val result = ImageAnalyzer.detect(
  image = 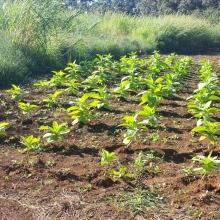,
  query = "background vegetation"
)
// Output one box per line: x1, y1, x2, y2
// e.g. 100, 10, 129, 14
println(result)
0, 0, 220, 85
